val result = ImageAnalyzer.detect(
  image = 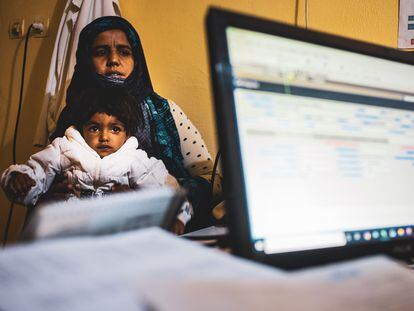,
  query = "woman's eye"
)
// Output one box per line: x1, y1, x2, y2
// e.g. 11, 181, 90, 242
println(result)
93, 49, 107, 57
119, 49, 132, 56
